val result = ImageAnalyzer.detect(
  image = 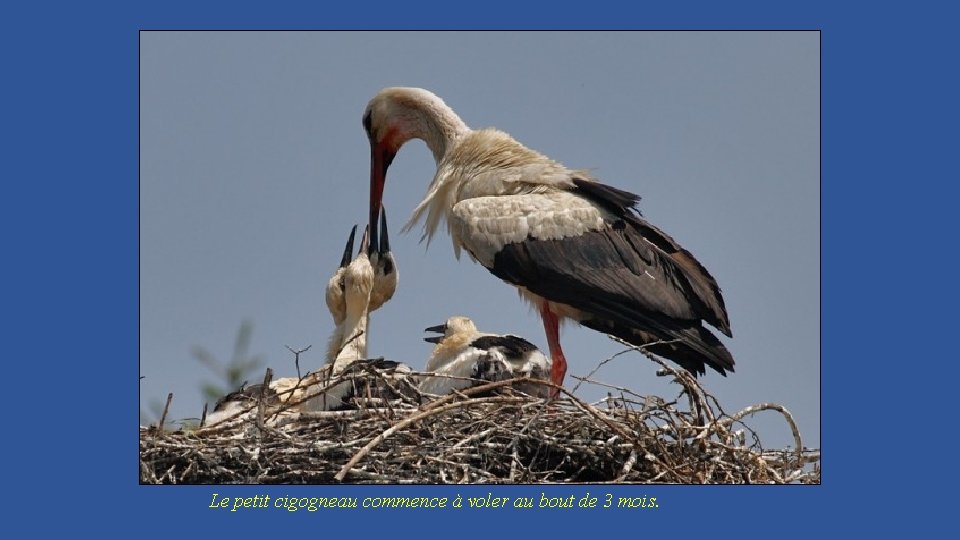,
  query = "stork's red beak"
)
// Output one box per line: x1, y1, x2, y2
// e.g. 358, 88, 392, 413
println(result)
369, 143, 396, 253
